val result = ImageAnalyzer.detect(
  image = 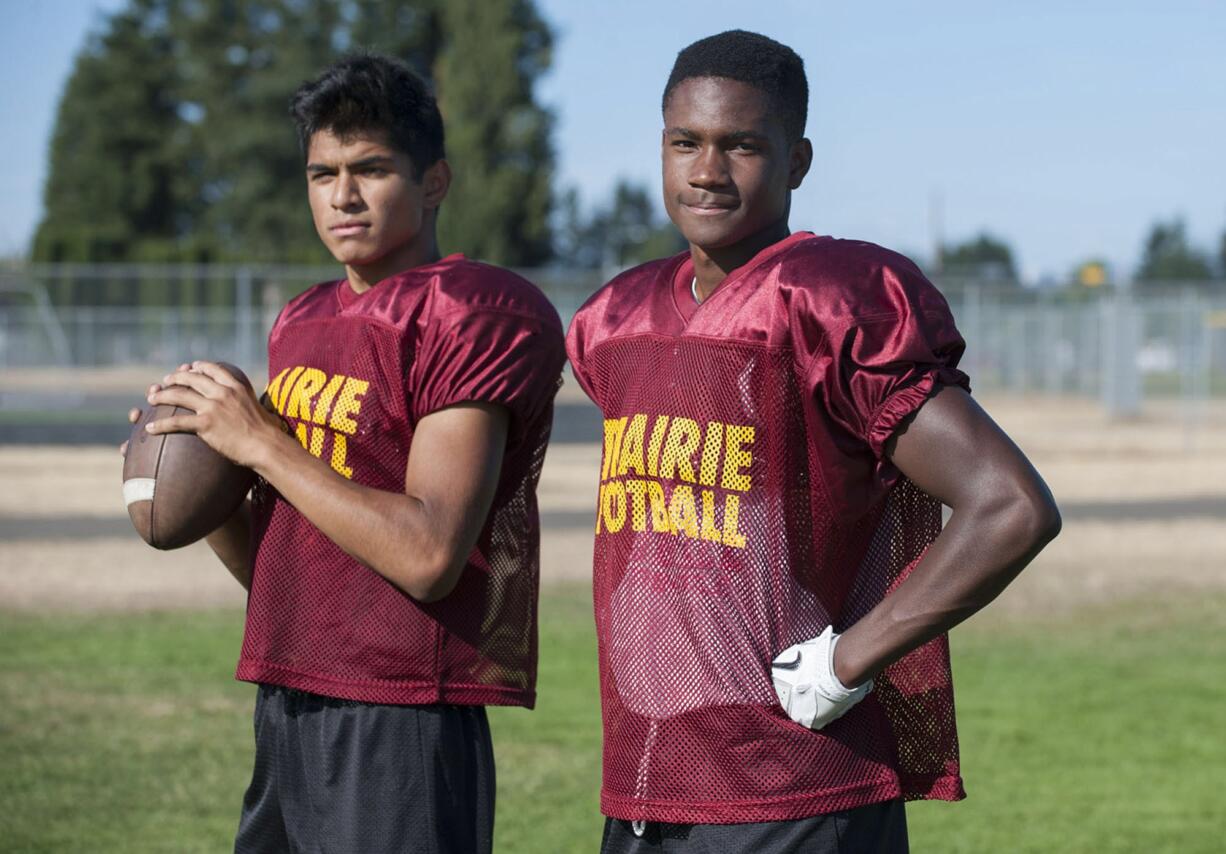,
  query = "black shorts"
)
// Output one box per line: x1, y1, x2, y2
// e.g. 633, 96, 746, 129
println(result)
600, 799, 908, 854
234, 684, 495, 854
